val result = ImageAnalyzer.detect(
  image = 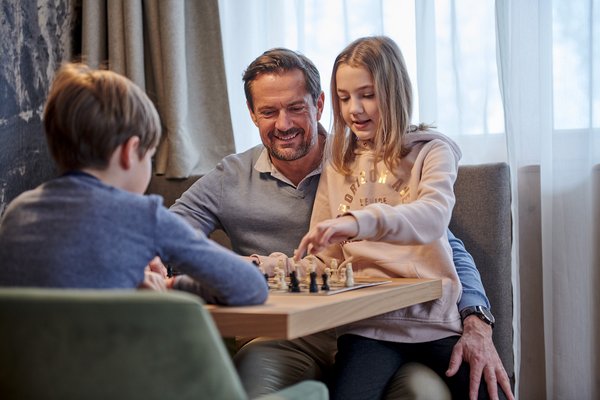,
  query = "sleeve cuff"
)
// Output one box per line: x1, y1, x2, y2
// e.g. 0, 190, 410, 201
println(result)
458, 290, 491, 311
